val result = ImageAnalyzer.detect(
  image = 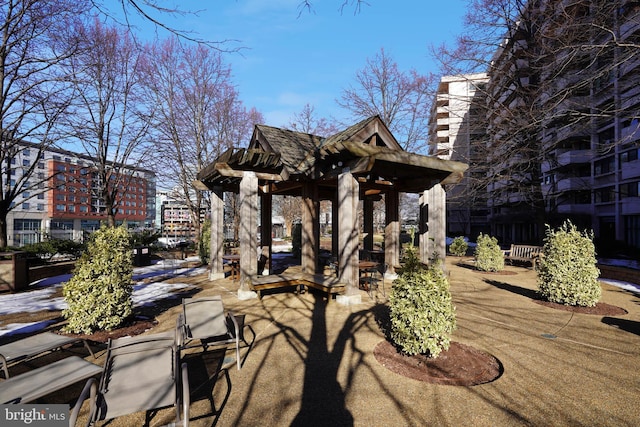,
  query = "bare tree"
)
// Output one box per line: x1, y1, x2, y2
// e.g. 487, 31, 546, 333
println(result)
338, 48, 436, 154
0, 0, 90, 248
288, 103, 340, 137
143, 37, 262, 243
64, 18, 151, 228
